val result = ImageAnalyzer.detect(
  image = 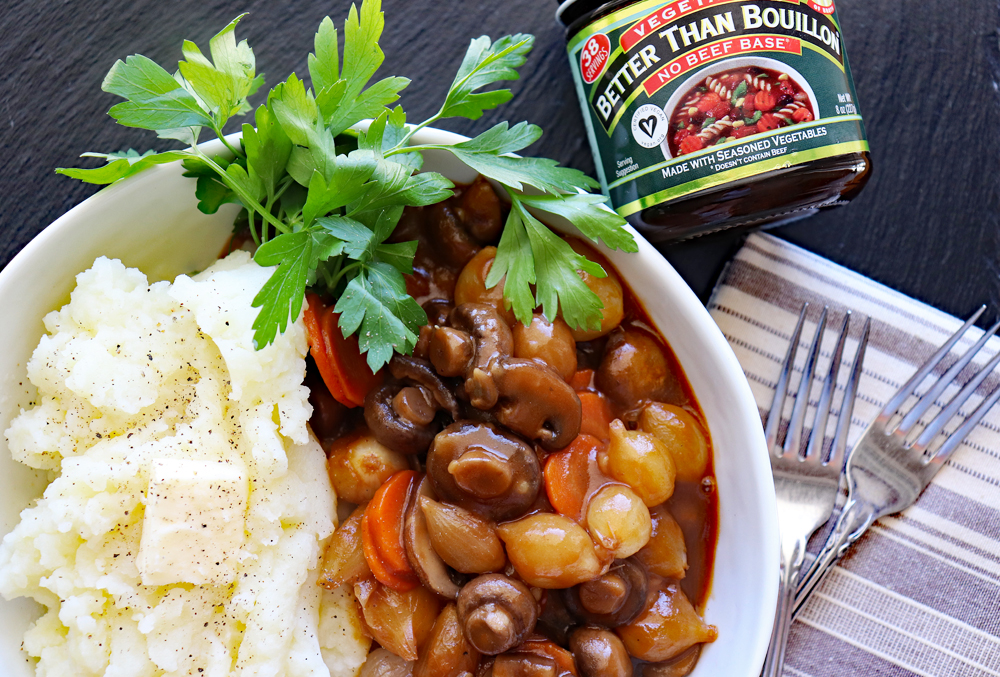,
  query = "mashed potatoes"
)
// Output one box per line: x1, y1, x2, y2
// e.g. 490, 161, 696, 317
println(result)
0, 253, 370, 677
